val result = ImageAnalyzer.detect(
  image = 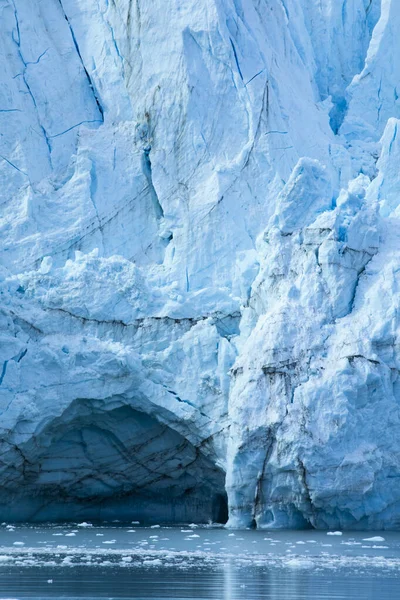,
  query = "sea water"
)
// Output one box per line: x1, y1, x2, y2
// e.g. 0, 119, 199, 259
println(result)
0, 524, 399, 599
